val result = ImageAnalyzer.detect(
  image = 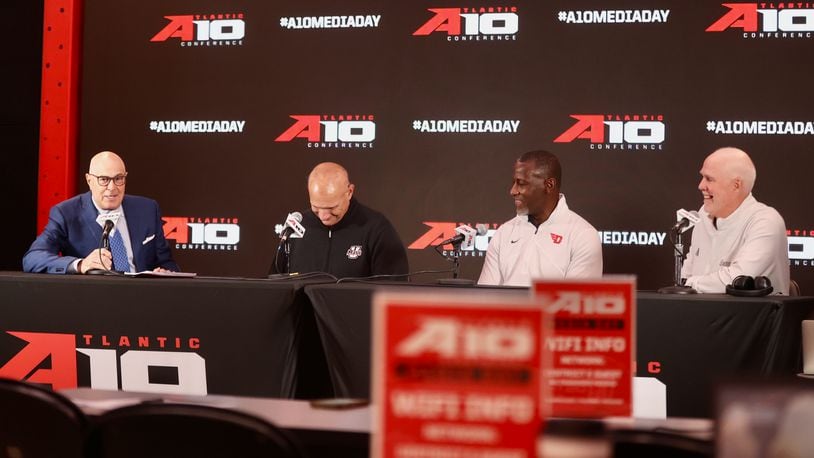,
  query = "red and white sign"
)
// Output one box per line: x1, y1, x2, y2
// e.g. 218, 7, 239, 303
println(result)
163, 216, 240, 251
533, 277, 635, 418
0, 331, 207, 395
413, 7, 519, 39
372, 292, 545, 458
706, 3, 814, 34
150, 14, 245, 46
275, 114, 376, 146
554, 114, 665, 148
